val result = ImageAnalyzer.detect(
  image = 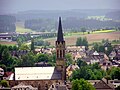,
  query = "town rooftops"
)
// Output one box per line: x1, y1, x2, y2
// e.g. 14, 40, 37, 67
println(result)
13, 67, 61, 80
12, 82, 38, 90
